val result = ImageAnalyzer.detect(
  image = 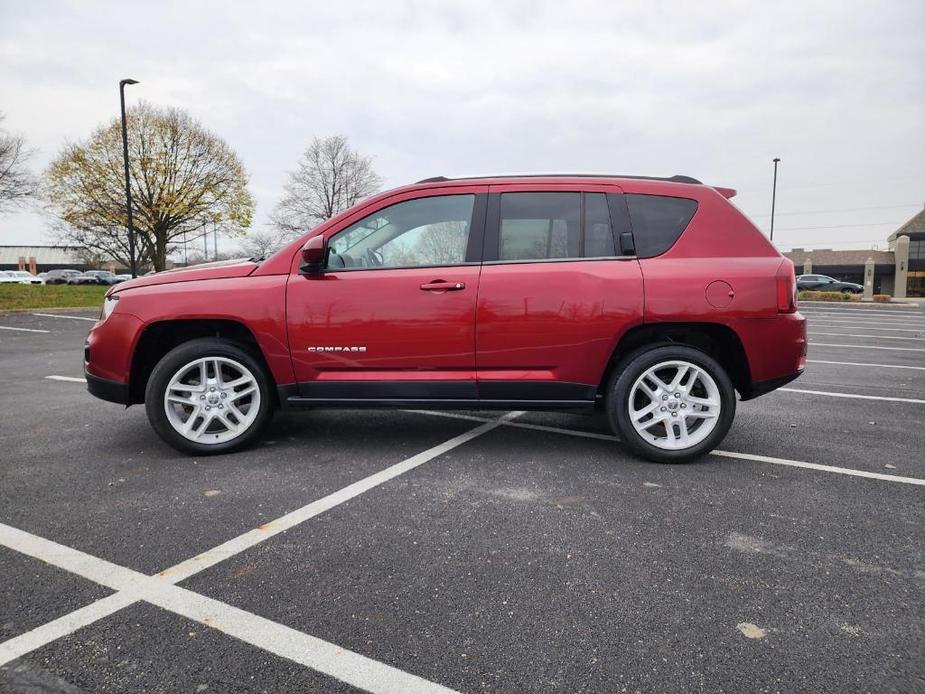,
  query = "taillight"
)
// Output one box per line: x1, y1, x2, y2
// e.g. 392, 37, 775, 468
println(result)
776, 259, 797, 313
